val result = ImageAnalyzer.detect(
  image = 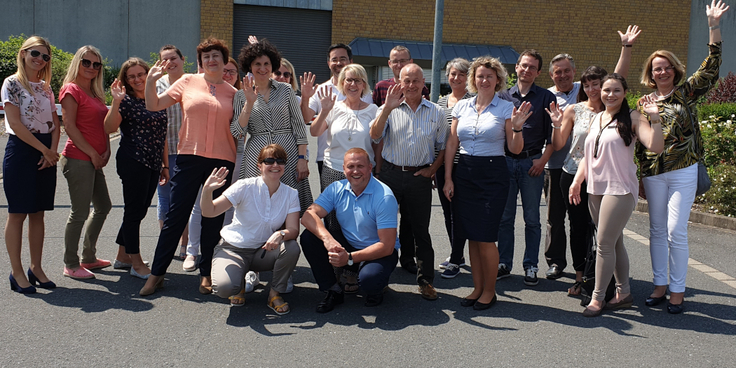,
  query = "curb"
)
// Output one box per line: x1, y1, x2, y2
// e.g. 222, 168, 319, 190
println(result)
636, 200, 736, 231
